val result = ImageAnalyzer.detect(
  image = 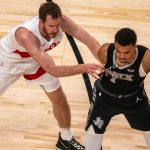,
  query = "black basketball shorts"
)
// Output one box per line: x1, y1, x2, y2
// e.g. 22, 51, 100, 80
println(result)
85, 80, 150, 134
